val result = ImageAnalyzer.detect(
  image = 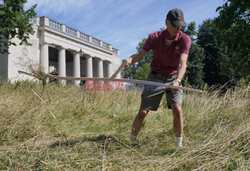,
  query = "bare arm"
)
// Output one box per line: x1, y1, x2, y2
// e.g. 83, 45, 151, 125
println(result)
124, 49, 148, 68
172, 53, 188, 92
176, 53, 188, 81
